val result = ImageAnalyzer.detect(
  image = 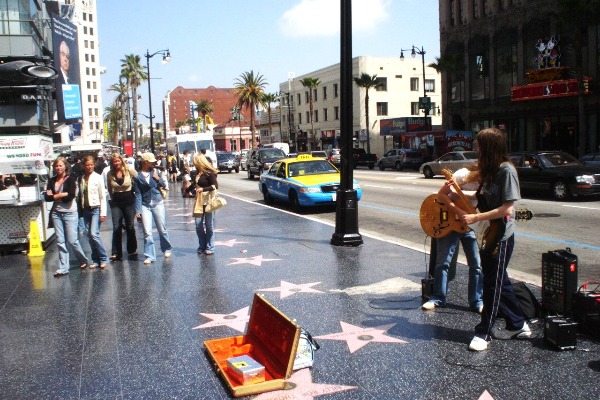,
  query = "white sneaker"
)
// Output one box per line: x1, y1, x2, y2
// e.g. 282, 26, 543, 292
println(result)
164, 251, 172, 258
421, 300, 437, 310
477, 305, 484, 314
468, 336, 489, 351
143, 258, 152, 265
492, 322, 532, 340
